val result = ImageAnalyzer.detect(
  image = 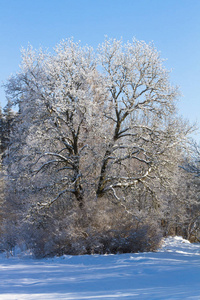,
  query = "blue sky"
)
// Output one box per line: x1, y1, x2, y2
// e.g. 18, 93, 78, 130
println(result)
0, 0, 200, 140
